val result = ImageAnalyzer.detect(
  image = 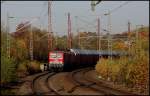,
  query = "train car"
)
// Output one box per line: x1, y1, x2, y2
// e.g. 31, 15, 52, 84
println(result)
48, 49, 127, 72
